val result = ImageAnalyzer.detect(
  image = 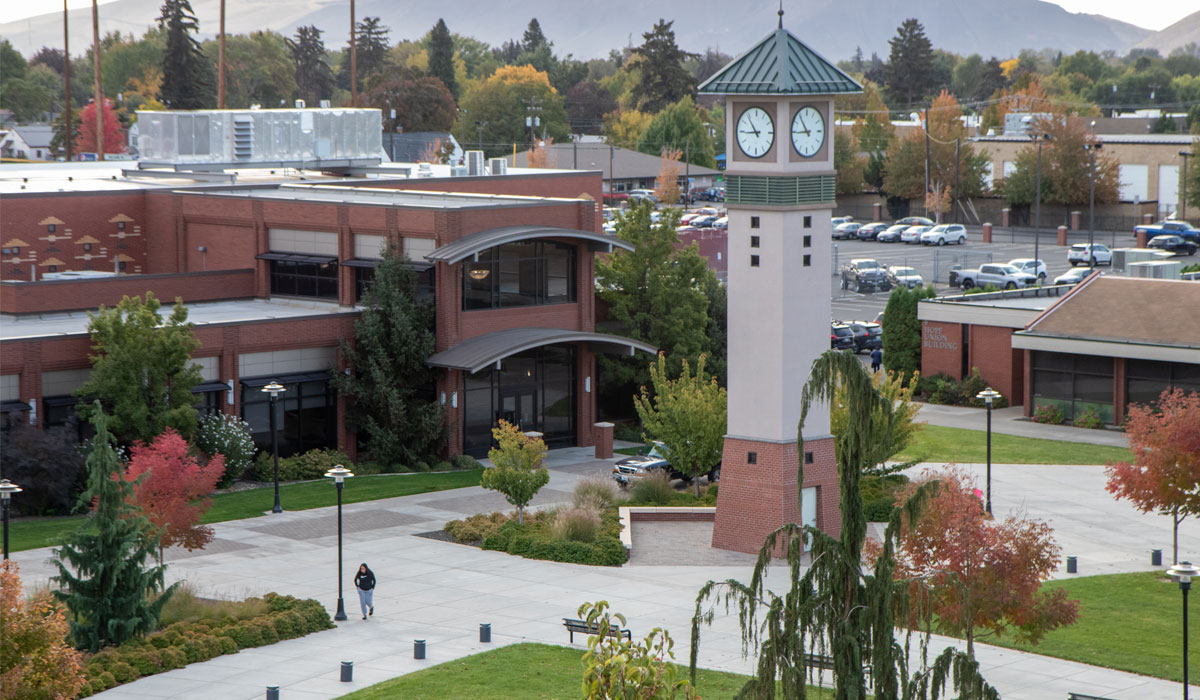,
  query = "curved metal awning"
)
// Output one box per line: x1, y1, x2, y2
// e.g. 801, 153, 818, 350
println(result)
427, 327, 657, 373
425, 226, 633, 265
